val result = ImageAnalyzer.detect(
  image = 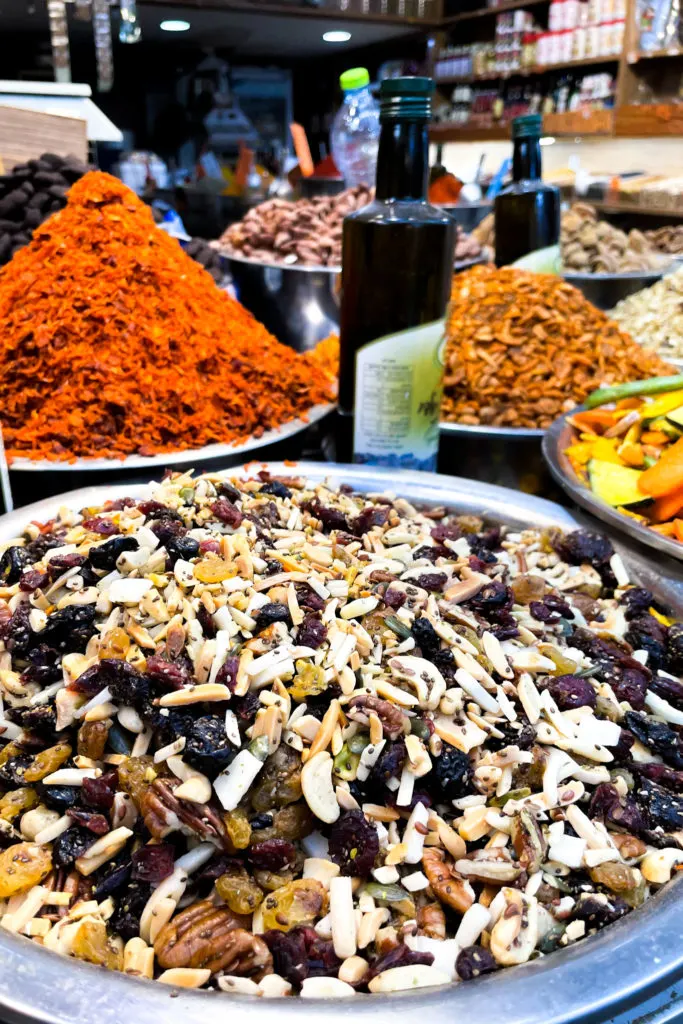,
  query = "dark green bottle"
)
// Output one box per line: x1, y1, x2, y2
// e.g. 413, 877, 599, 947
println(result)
337, 76, 456, 470
494, 113, 560, 267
